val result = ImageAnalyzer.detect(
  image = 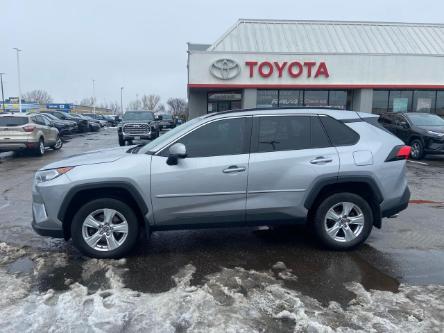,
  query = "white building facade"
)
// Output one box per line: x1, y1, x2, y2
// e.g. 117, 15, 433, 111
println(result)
187, 19, 444, 118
